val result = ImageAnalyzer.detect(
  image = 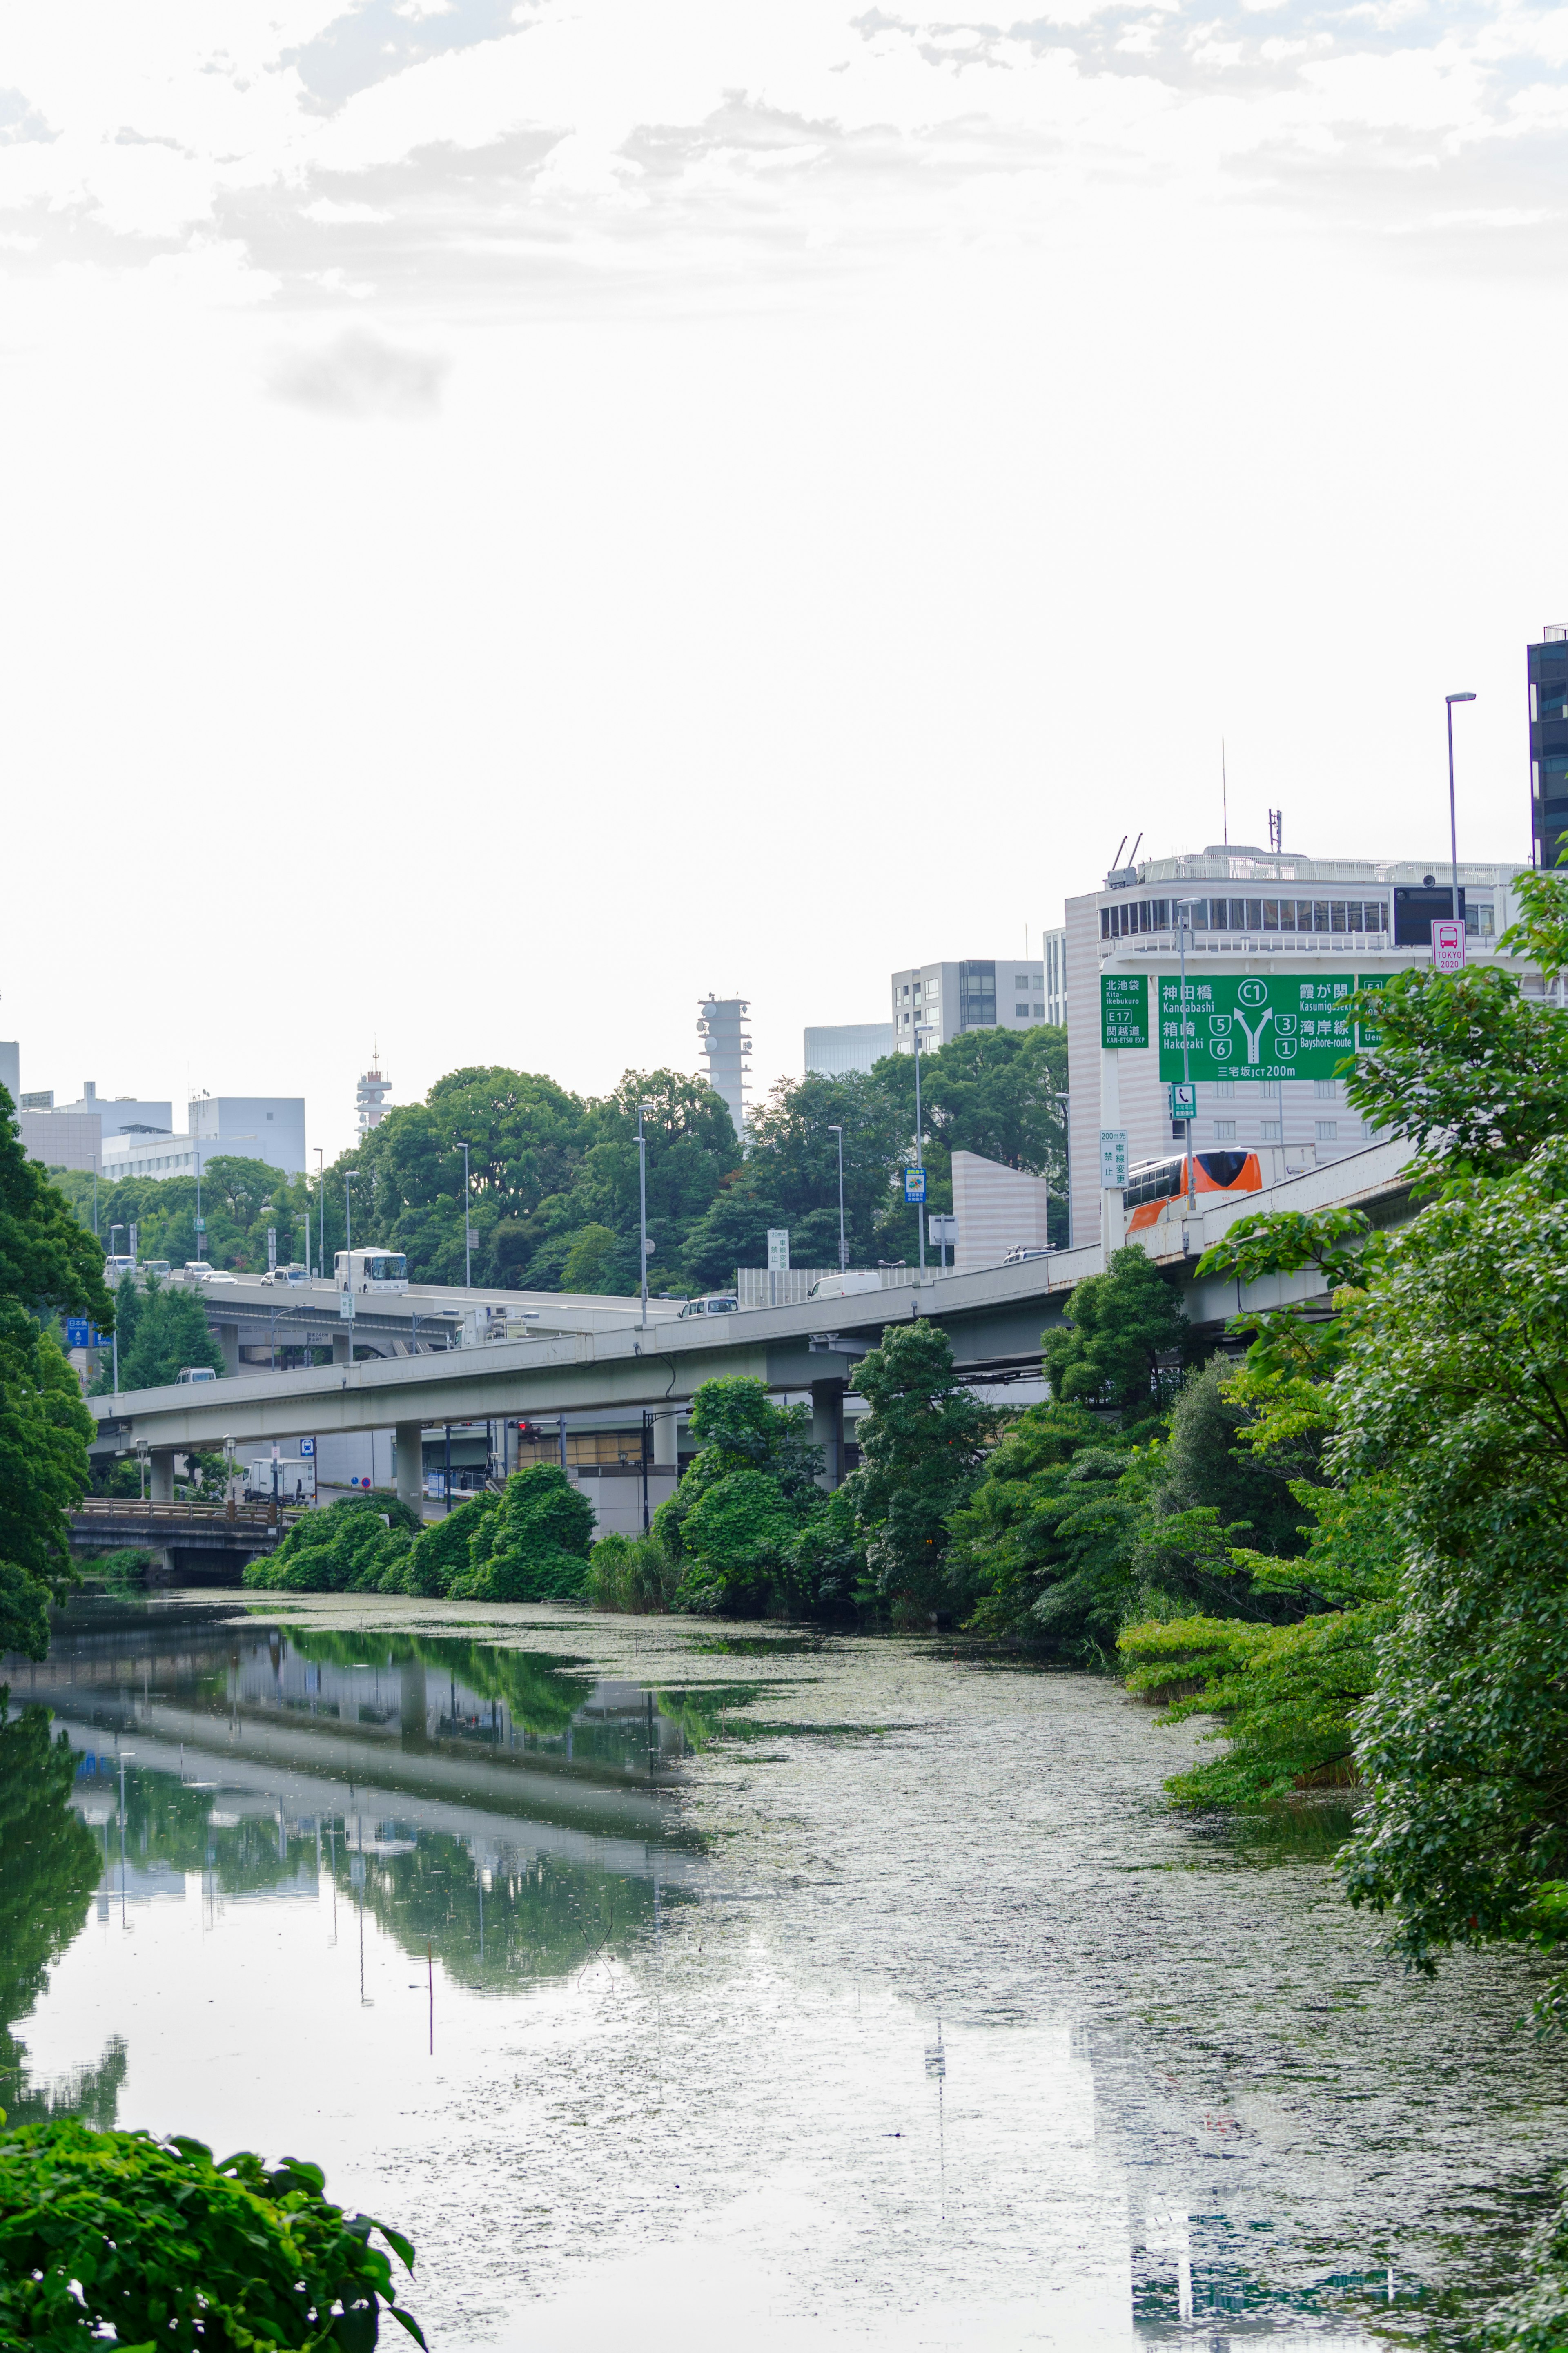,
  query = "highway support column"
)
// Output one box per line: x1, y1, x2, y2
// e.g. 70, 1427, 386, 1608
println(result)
395, 1422, 423, 1520
811, 1379, 845, 1491
149, 1449, 176, 1503
218, 1323, 239, 1376
653, 1409, 679, 1472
